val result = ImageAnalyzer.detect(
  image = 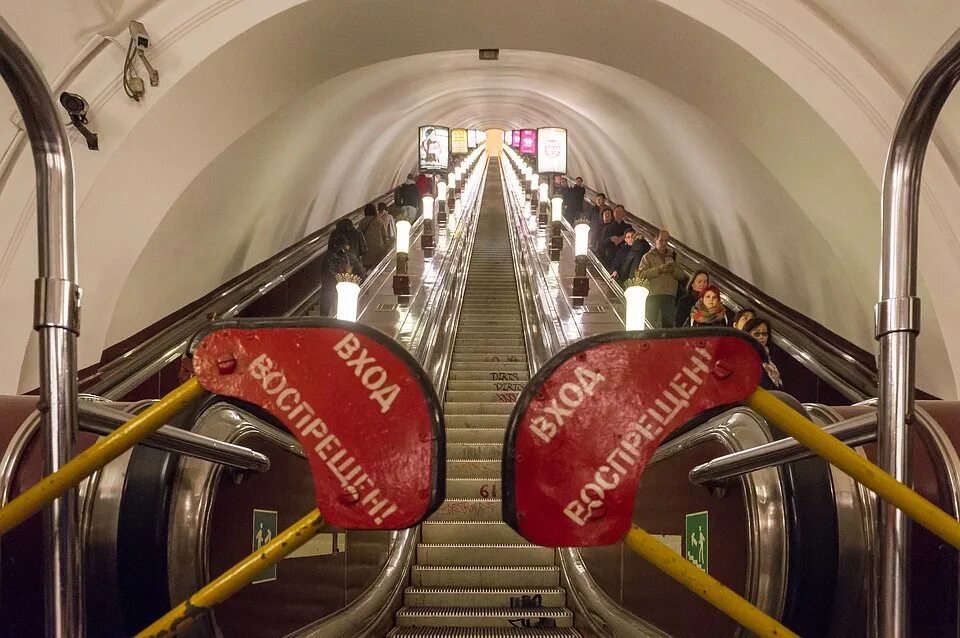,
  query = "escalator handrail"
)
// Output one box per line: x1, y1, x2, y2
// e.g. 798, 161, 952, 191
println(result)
284, 155, 489, 638
502, 167, 667, 638
570, 181, 877, 399
85, 188, 398, 399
